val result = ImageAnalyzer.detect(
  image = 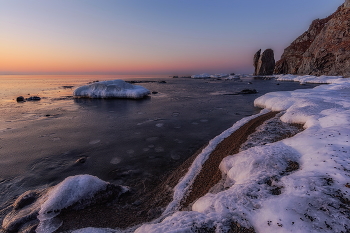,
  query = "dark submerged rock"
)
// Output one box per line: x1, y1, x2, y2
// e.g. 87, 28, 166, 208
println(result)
16, 96, 25, 102
223, 89, 258, 95
239, 89, 258, 94
26, 96, 41, 101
